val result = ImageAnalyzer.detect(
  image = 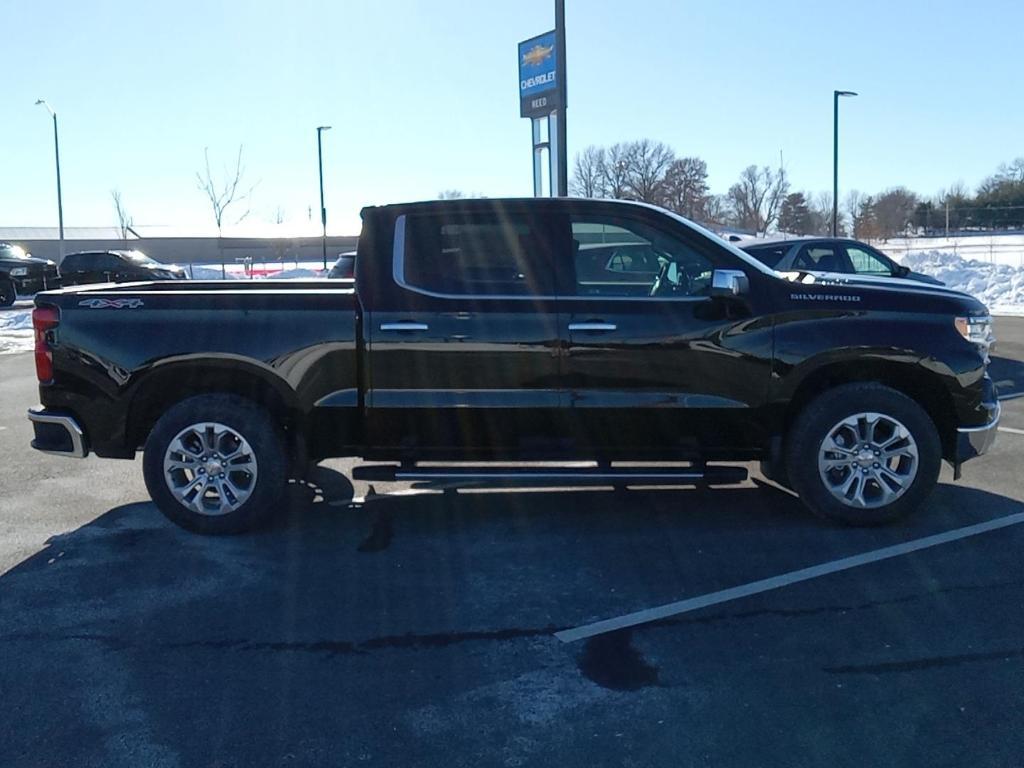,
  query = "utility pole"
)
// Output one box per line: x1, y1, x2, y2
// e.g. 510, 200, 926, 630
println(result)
35, 100, 65, 264
554, 0, 568, 196
945, 201, 950, 237
316, 125, 332, 272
